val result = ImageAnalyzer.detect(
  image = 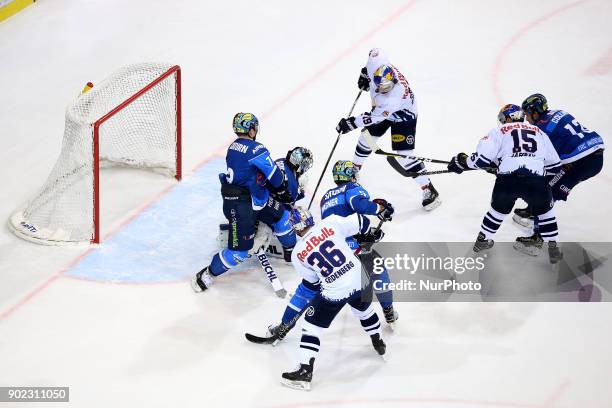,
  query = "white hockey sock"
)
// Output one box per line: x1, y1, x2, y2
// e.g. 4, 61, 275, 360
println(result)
352, 131, 375, 167
536, 208, 559, 242
351, 305, 381, 337
480, 207, 508, 240
395, 149, 431, 187
299, 320, 322, 365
